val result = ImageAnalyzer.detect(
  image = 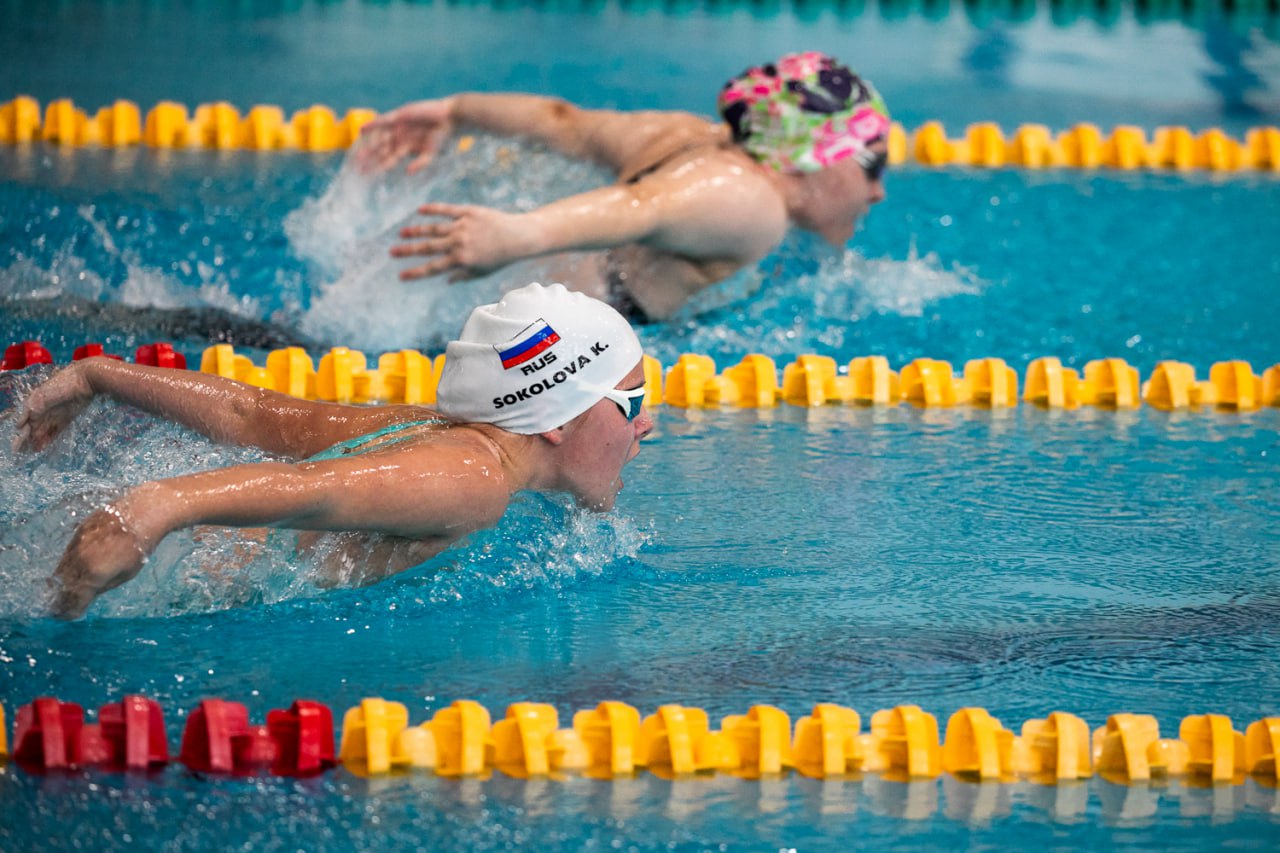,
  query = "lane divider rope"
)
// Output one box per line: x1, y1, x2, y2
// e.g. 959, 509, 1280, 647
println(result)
4, 341, 1278, 412
1, 96, 1278, 171
4, 696, 1279, 793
